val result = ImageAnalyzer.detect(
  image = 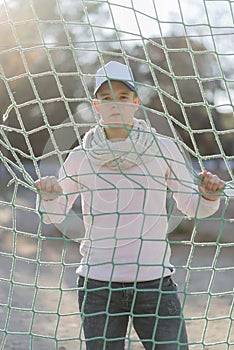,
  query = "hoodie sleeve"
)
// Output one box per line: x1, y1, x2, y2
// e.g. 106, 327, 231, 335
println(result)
36, 148, 83, 224
160, 137, 220, 218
